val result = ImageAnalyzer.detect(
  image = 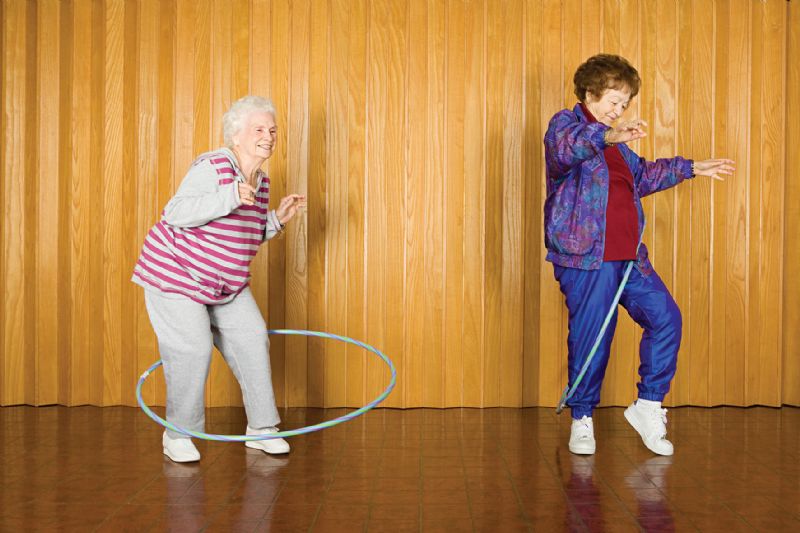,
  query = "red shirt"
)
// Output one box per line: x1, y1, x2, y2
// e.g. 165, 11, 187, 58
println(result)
580, 104, 639, 261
